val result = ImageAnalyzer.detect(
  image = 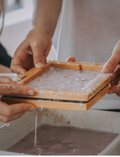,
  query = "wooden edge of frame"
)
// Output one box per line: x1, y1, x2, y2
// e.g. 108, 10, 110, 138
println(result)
16, 63, 51, 84
50, 60, 81, 70
80, 62, 104, 70
32, 73, 115, 102
50, 60, 104, 70
15, 60, 104, 85
1, 73, 117, 111
1, 83, 109, 111
87, 82, 109, 110
2, 88, 88, 101
9, 73, 114, 102
33, 88, 88, 101
82, 73, 115, 101
1, 97, 87, 111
